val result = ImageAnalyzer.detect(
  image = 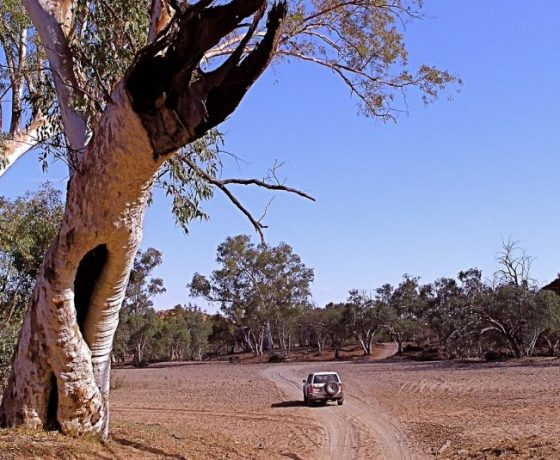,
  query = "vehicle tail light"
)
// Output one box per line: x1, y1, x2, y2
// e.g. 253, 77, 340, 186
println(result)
308, 386, 314, 394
